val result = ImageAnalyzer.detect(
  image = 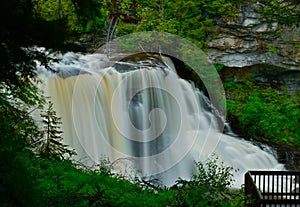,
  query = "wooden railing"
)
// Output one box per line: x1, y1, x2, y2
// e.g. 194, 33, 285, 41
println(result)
245, 171, 300, 207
